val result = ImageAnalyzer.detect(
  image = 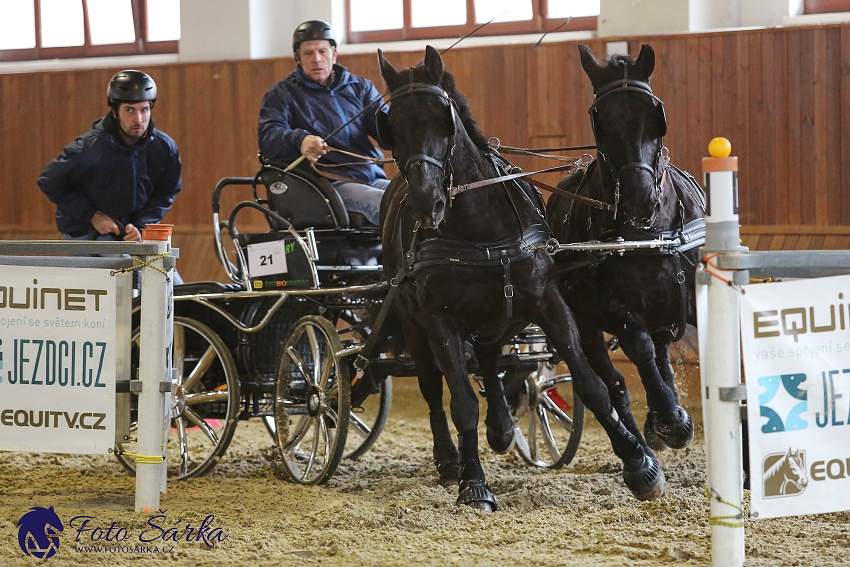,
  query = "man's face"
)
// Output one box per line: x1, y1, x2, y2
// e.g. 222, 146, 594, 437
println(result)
116, 101, 151, 144
297, 39, 337, 86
